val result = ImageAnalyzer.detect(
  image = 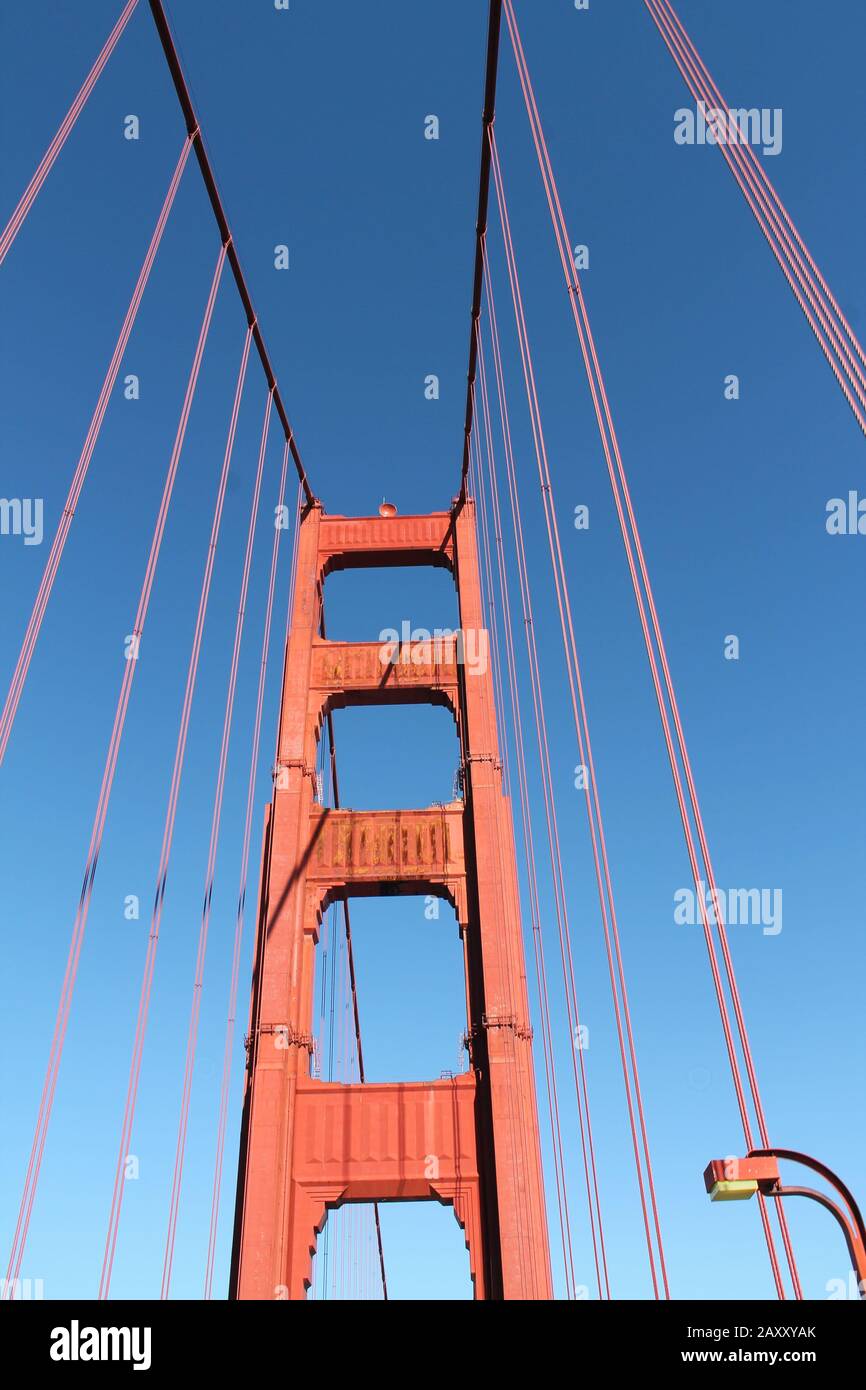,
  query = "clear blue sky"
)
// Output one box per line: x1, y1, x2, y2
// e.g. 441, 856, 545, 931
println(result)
1, 0, 864, 1302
